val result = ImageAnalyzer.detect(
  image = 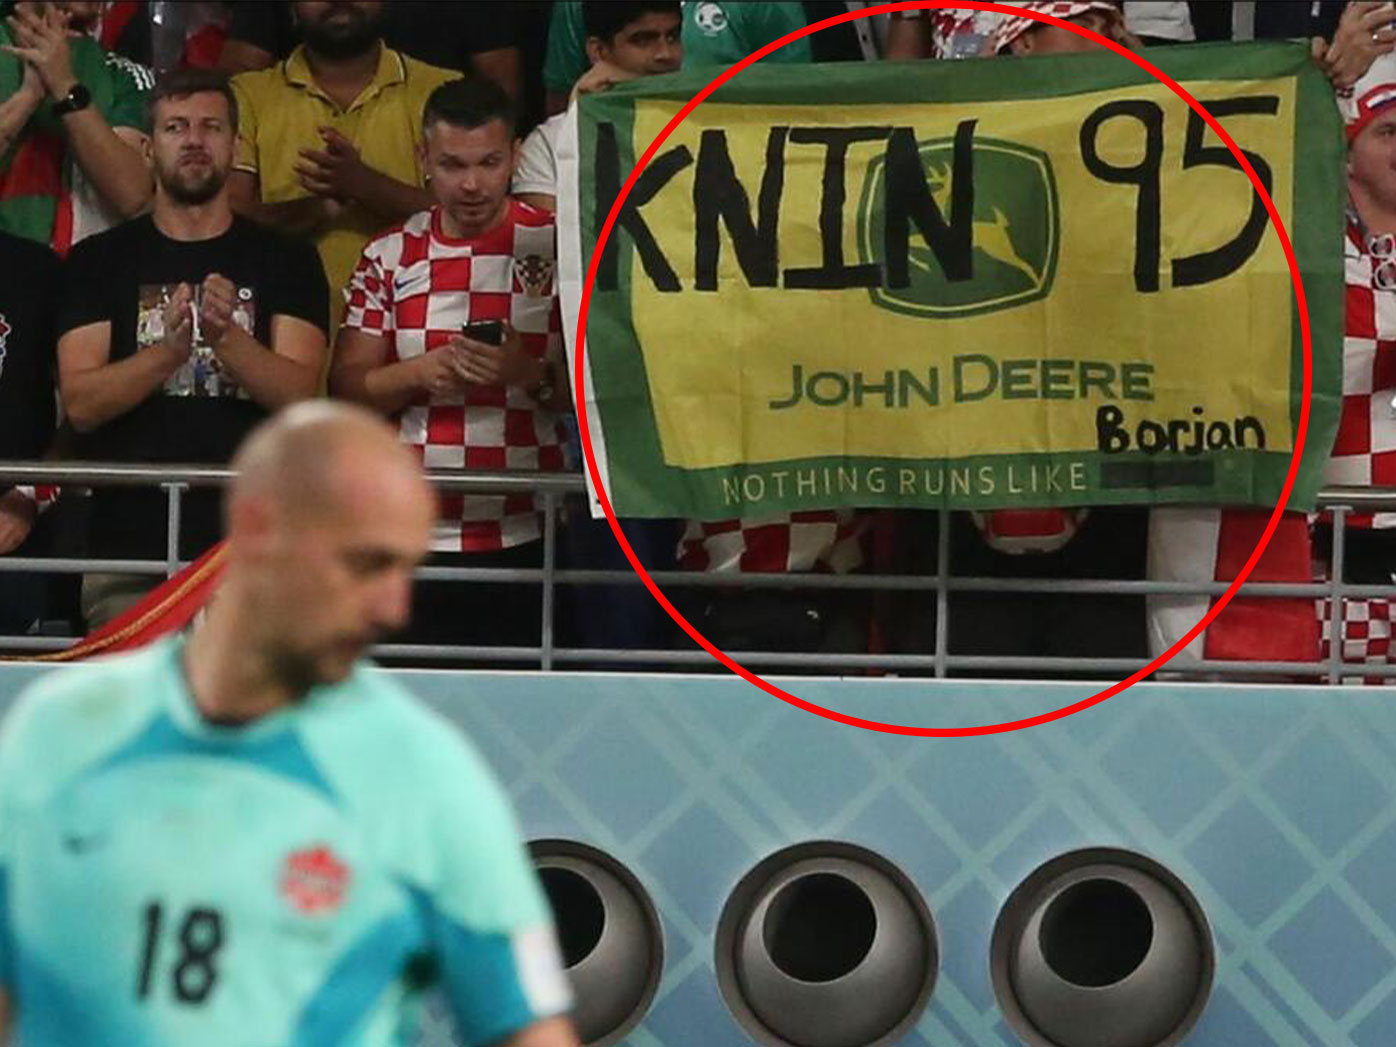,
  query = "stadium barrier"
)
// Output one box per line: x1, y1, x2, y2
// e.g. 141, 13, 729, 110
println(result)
0, 669, 1388, 1046
1, 462, 1393, 681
